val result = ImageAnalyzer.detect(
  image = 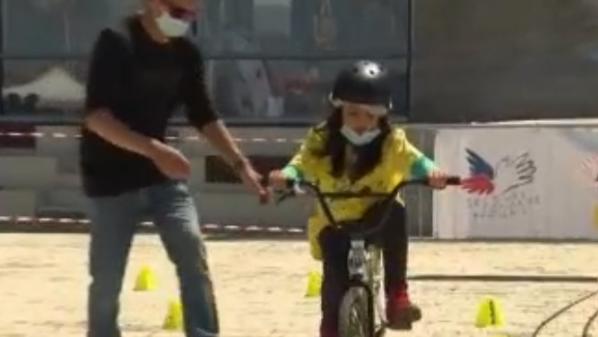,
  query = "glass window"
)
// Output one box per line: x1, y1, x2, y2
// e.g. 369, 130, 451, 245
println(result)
197, 0, 408, 56
0, 0, 410, 124
204, 58, 408, 122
